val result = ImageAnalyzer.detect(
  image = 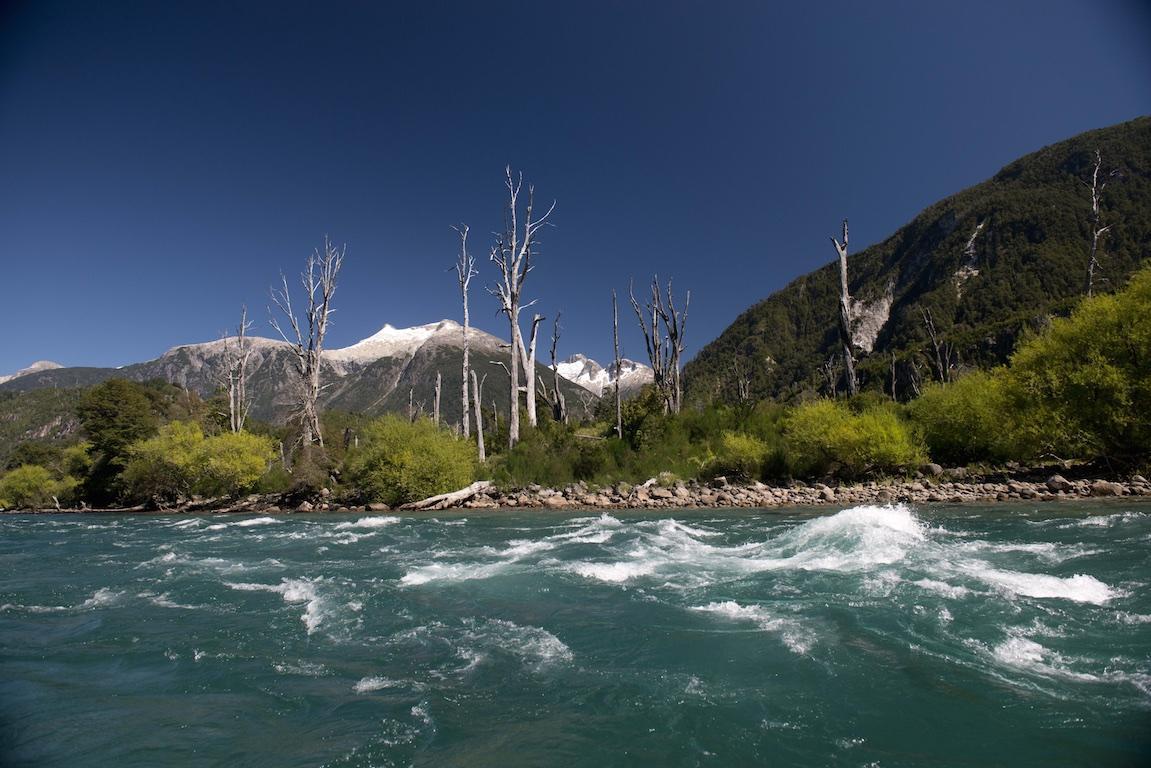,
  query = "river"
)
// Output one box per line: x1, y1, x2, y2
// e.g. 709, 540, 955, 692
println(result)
1, 503, 1148, 766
